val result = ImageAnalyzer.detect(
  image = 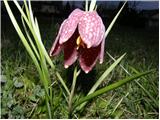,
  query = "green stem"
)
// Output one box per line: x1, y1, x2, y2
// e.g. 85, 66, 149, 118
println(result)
46, 98, 52, 119
68, 67, 80, 118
